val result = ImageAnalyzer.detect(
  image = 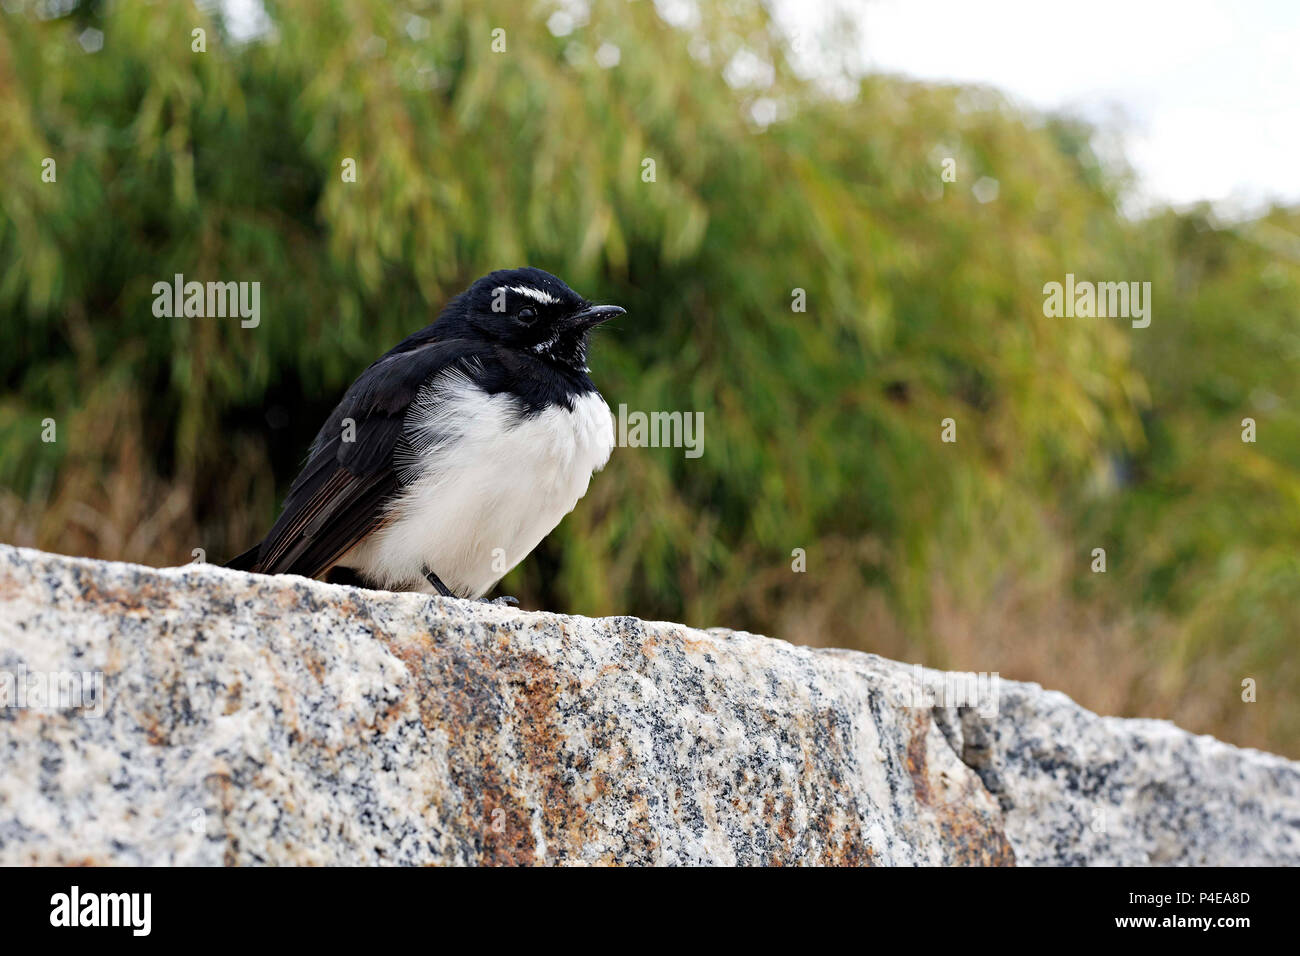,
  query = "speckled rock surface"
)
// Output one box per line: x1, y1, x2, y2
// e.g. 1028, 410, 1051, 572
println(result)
0, 544, 1296, 866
